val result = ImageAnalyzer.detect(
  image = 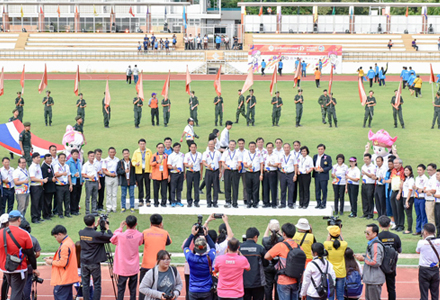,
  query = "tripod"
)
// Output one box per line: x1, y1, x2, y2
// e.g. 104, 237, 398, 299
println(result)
31, 280, 38, 300
105, 243, 118, 300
